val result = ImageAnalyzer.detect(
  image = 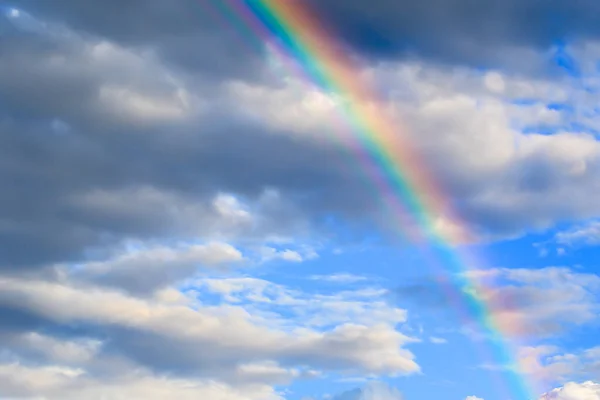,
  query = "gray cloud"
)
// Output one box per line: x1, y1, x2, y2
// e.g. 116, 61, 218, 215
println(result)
13, 0, 600, 76
0, 12, 374, 269
72, 241, 244, 295
3, 2, 600, 274
2, 3, 600, 399
0, 276, 419, 383
331, 381, 404, 400
11, 0, 266, 81
303, 0, 600, 74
